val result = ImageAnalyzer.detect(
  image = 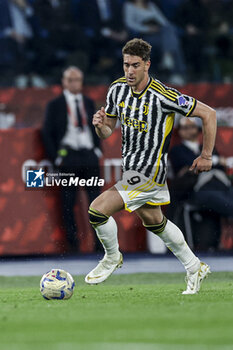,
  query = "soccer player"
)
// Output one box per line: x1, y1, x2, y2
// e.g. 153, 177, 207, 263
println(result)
85, 38, 216, 294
